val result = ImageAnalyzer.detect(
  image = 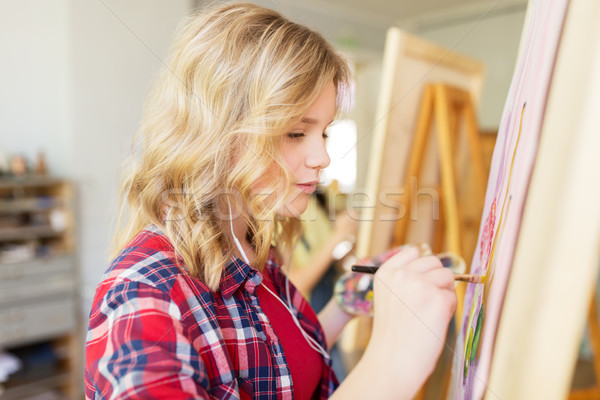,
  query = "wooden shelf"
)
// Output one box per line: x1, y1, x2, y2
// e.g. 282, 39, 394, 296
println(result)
0, 176, 64, 190
0, 177, 80, 399
0, 225, 65, 241
1, 371, 70, 400
0, 197, 64, 214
